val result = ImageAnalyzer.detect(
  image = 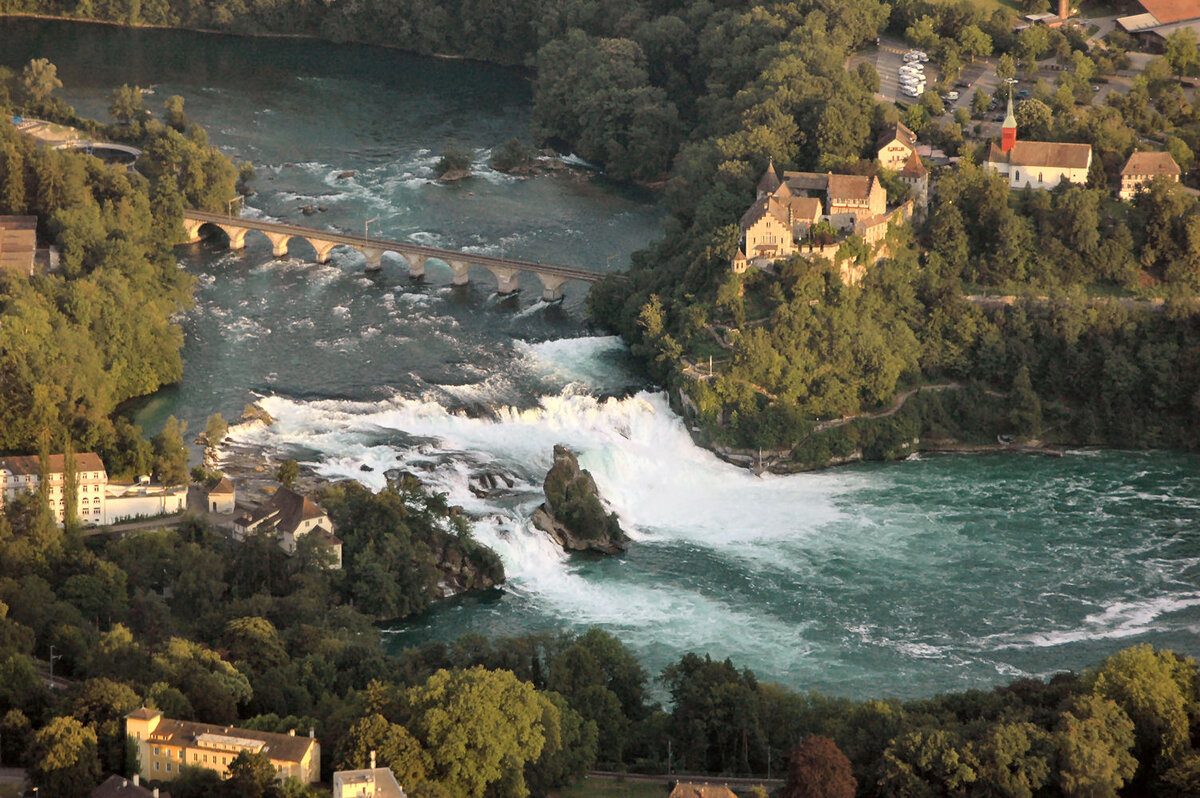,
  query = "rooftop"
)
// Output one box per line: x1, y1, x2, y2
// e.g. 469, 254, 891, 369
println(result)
668, 783, 739, 798
0, 452, 106, 477
0, 215, 37, 277
988, 140, 1093, 170
126, 708, 316, 764
1122, 151, 1181, 177
90, 774, 169, 798
1135, 0, 1200, 24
